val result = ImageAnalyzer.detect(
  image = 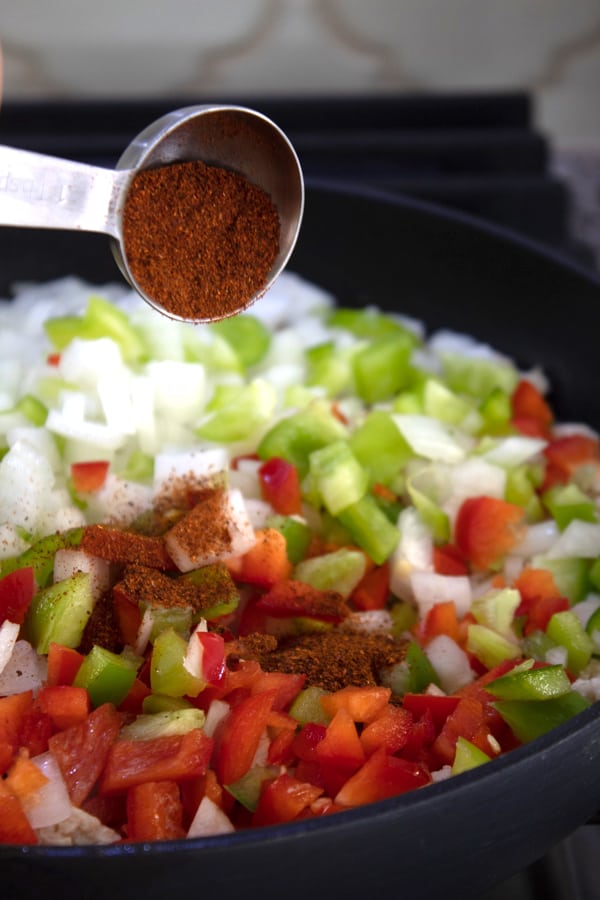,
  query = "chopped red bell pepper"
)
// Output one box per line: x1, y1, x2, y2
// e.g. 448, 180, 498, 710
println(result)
402, 693, 461, 732
214, 690, 276, 786
433, 695, 497, 765
541, 434, 600, 490
0, 567, 36, 626
320, 685, 392, 724
335, 746, 430, 808
511, 380, 553, 438
455, 496, 524, 571
315, 708, 365, 798
359, 704, 413, 757
227, 528, 293, 588
258, 457, 303, 516
46, 642, 85, 687
416, 600, 462, 646
255, 579, 348, 623
49, 702, 124, 805
351, 561, 390, 611
0, 779, 38, 844
433, 543, 469, 576
70, 460, 110, 493
249, 669, 306, 712
100, 728, 213, 796
37, 684, 91, 730
126, 780, 185, 841
252, 772, 324, 826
